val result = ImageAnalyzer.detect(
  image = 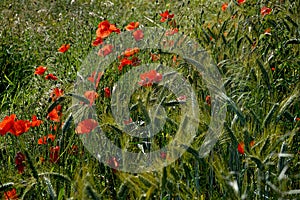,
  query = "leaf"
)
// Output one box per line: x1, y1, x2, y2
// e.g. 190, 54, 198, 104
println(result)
43, 177, 57, 200
46, 96, 65, 114
250, 156, 263, 170
66, 93, 90, 105
85, 184, 101, 200
256, 60, 270, 91
224, 123, 238, 145
262, 103, 279, 128
285, 15, 298, 28
284, 38, 300, 46
62, 113, 73, 134
0, 182, 14, 192
276, 86, 300, 121
260, 137, 270, 156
